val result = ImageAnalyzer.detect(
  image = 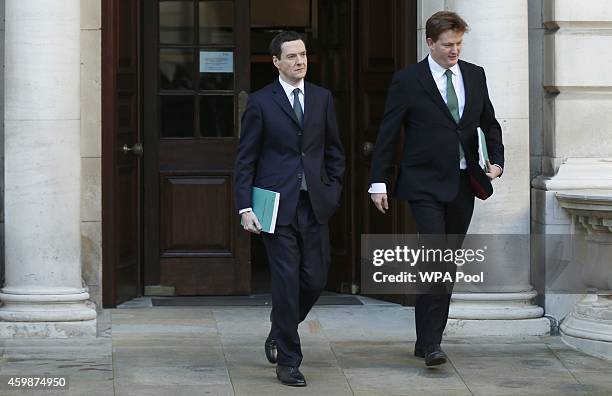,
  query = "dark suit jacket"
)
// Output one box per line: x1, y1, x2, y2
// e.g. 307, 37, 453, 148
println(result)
234, 80, 345, 225
369, 57, 504, 202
